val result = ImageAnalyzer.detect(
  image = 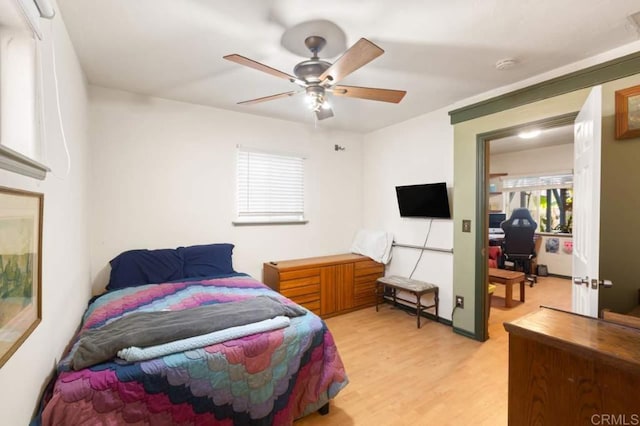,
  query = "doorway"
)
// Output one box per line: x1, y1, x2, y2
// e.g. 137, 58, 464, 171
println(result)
474, 112, 578, 341
484, 122, 576, 338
